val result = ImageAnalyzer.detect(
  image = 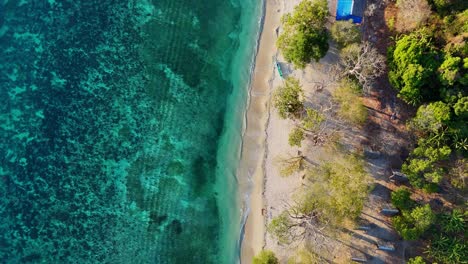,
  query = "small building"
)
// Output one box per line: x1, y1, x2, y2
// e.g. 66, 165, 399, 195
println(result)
336, 0, 366, 23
